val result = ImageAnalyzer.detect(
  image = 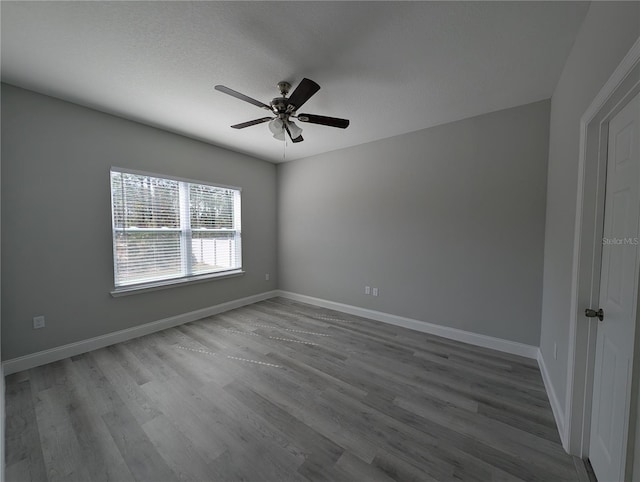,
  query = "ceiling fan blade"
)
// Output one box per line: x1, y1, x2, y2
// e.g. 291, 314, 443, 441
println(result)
230, 117, 273, 129
297, 114, 350, 129
287, 78, 320, 110
215, 85, 271, 110
284, 122, 304, 143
